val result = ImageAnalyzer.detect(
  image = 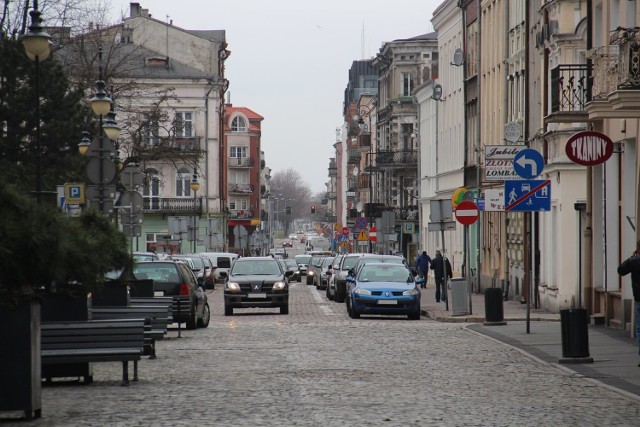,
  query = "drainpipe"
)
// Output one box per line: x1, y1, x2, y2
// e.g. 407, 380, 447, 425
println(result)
476, 0, 482, 293
585, 0, 593, 313
204, 81, 214, 215
503, 0, 510, 299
